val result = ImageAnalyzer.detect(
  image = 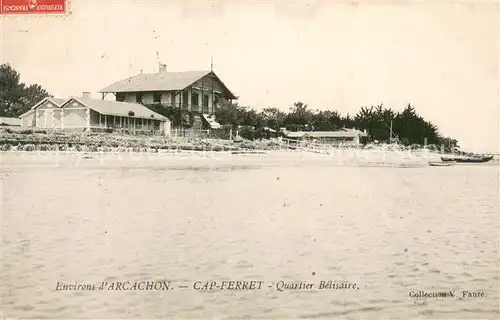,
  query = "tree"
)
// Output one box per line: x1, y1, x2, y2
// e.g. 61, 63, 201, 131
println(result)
146, 104, 188, 127
0, 63, 51, 117
240, 107, 263, 128
261, 107, 286, 130
214, 101, 244, 127
284, 101, 314, 131
210, 99, 451, 144
19, 84, 51, 114
310, 110, 341, 131
0, 64, 24, 116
